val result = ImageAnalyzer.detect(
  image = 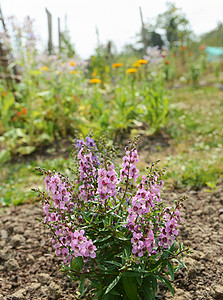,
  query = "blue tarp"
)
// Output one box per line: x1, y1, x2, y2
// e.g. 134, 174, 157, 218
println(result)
205, 46, 223, 62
